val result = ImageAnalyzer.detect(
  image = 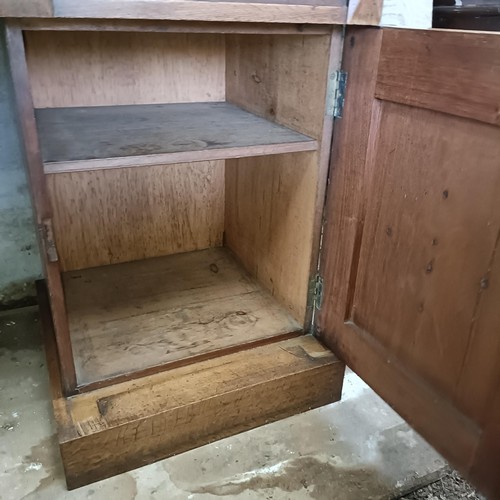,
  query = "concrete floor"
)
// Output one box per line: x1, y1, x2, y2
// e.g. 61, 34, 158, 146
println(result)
0, 306, 446, 500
